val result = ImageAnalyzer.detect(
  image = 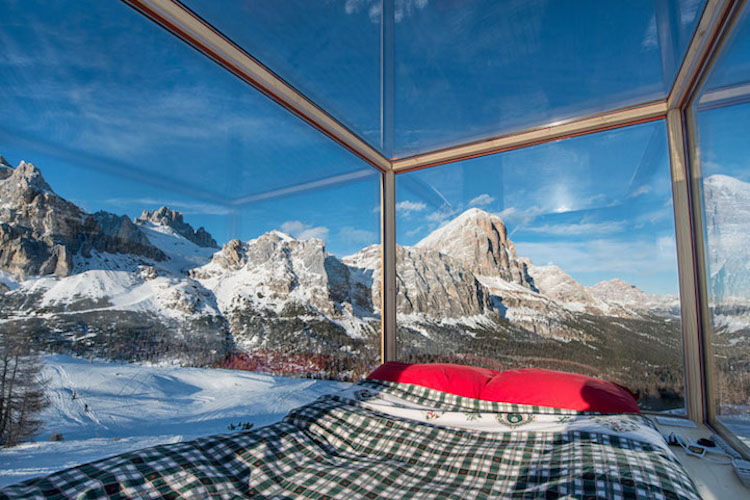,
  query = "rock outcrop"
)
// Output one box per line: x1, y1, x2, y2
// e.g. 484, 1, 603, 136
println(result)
415, 208, 536, 290
0, 155, 13, 180
344, 244, 495, 319
137, 206, 218, 248
193, 231, 371, 318
0, 159, 165, 279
